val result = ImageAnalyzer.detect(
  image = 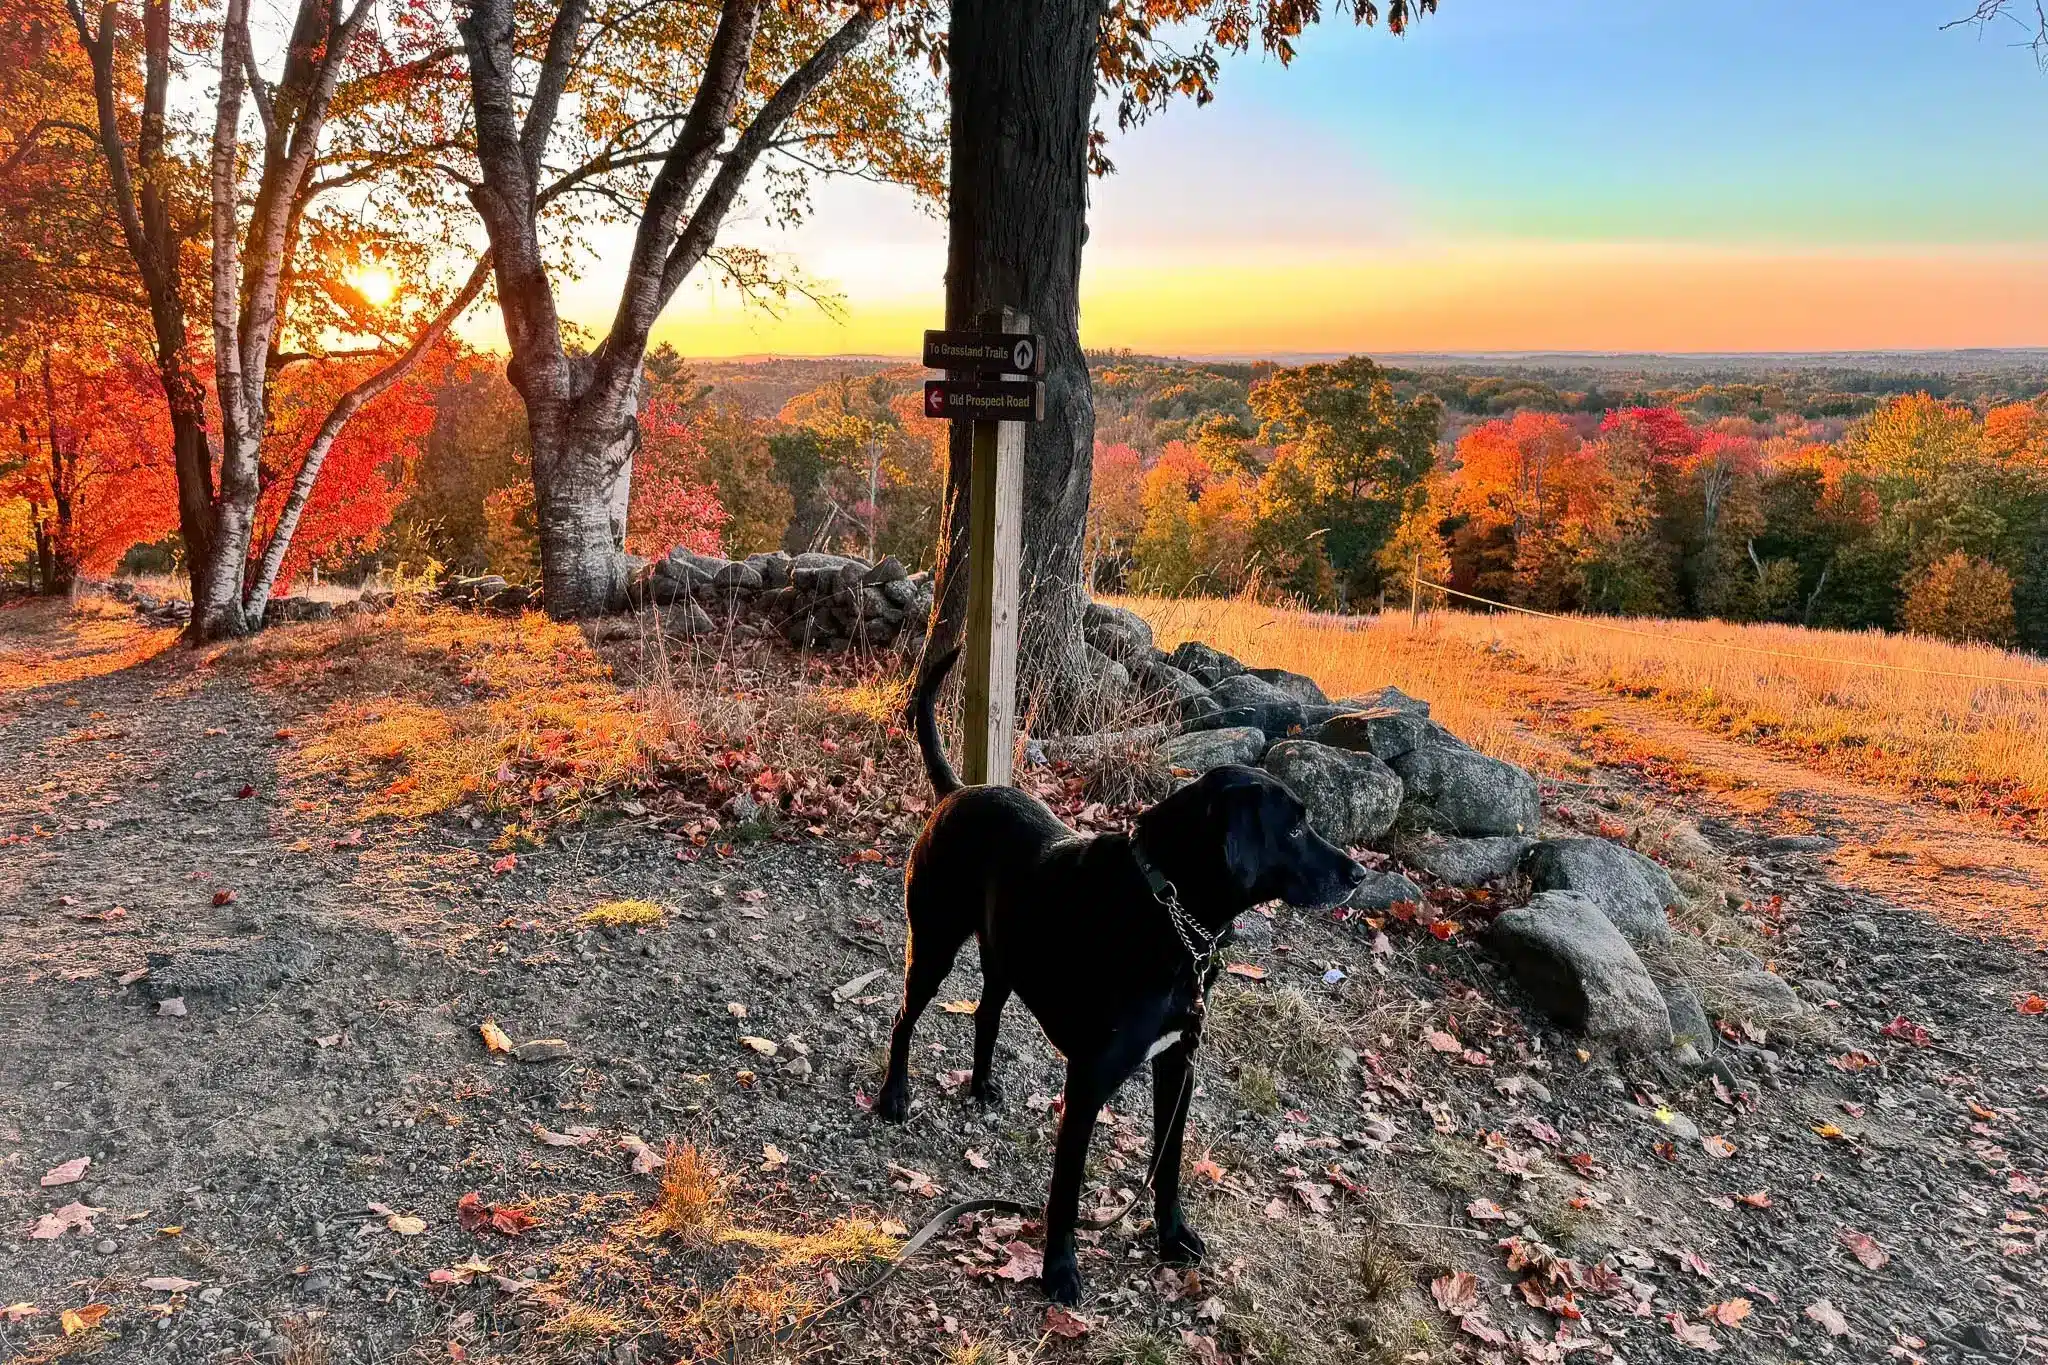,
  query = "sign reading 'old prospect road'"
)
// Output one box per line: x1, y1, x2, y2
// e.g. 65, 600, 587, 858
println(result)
922, 329, 1044, 375
921, 379, 1045, 422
